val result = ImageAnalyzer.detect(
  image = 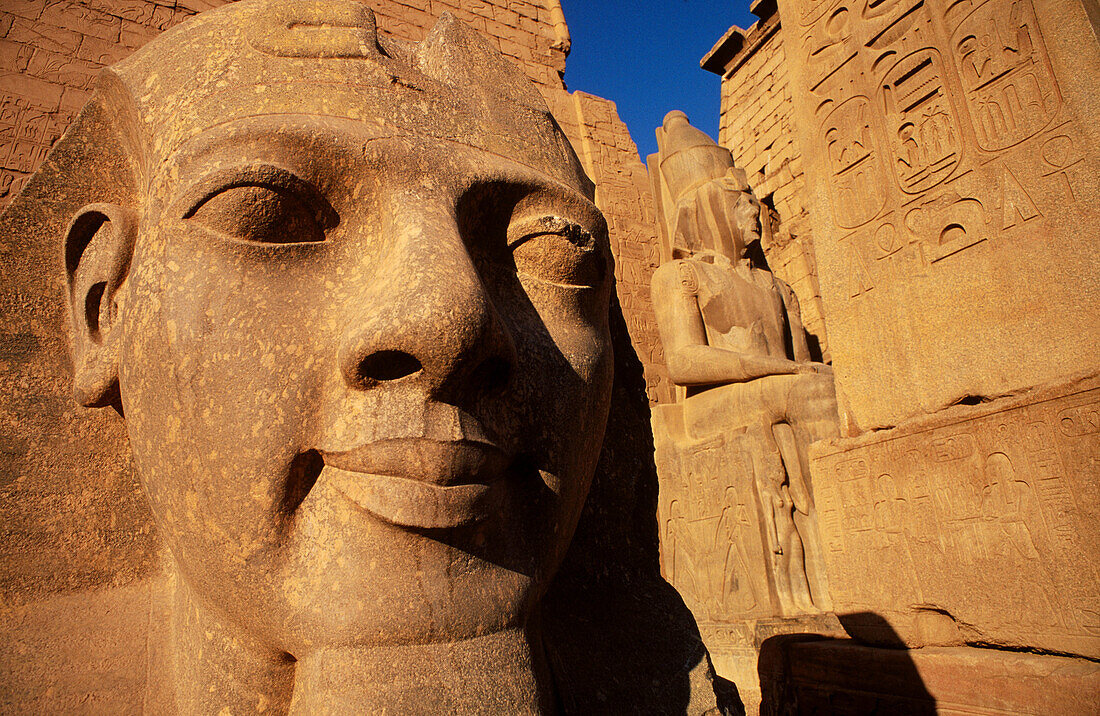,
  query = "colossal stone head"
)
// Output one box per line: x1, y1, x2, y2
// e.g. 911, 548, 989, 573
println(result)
68, 0, 611, 634
1, 1, 728, 711
58, 0, 618, 706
